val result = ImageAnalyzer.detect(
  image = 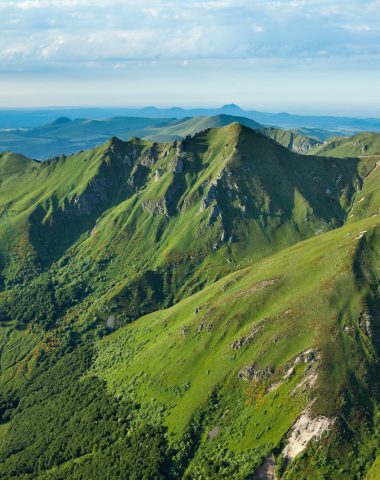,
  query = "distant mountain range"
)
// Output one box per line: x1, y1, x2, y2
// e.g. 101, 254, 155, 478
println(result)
0, 113, 322, 159
1, 103, 380, 133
